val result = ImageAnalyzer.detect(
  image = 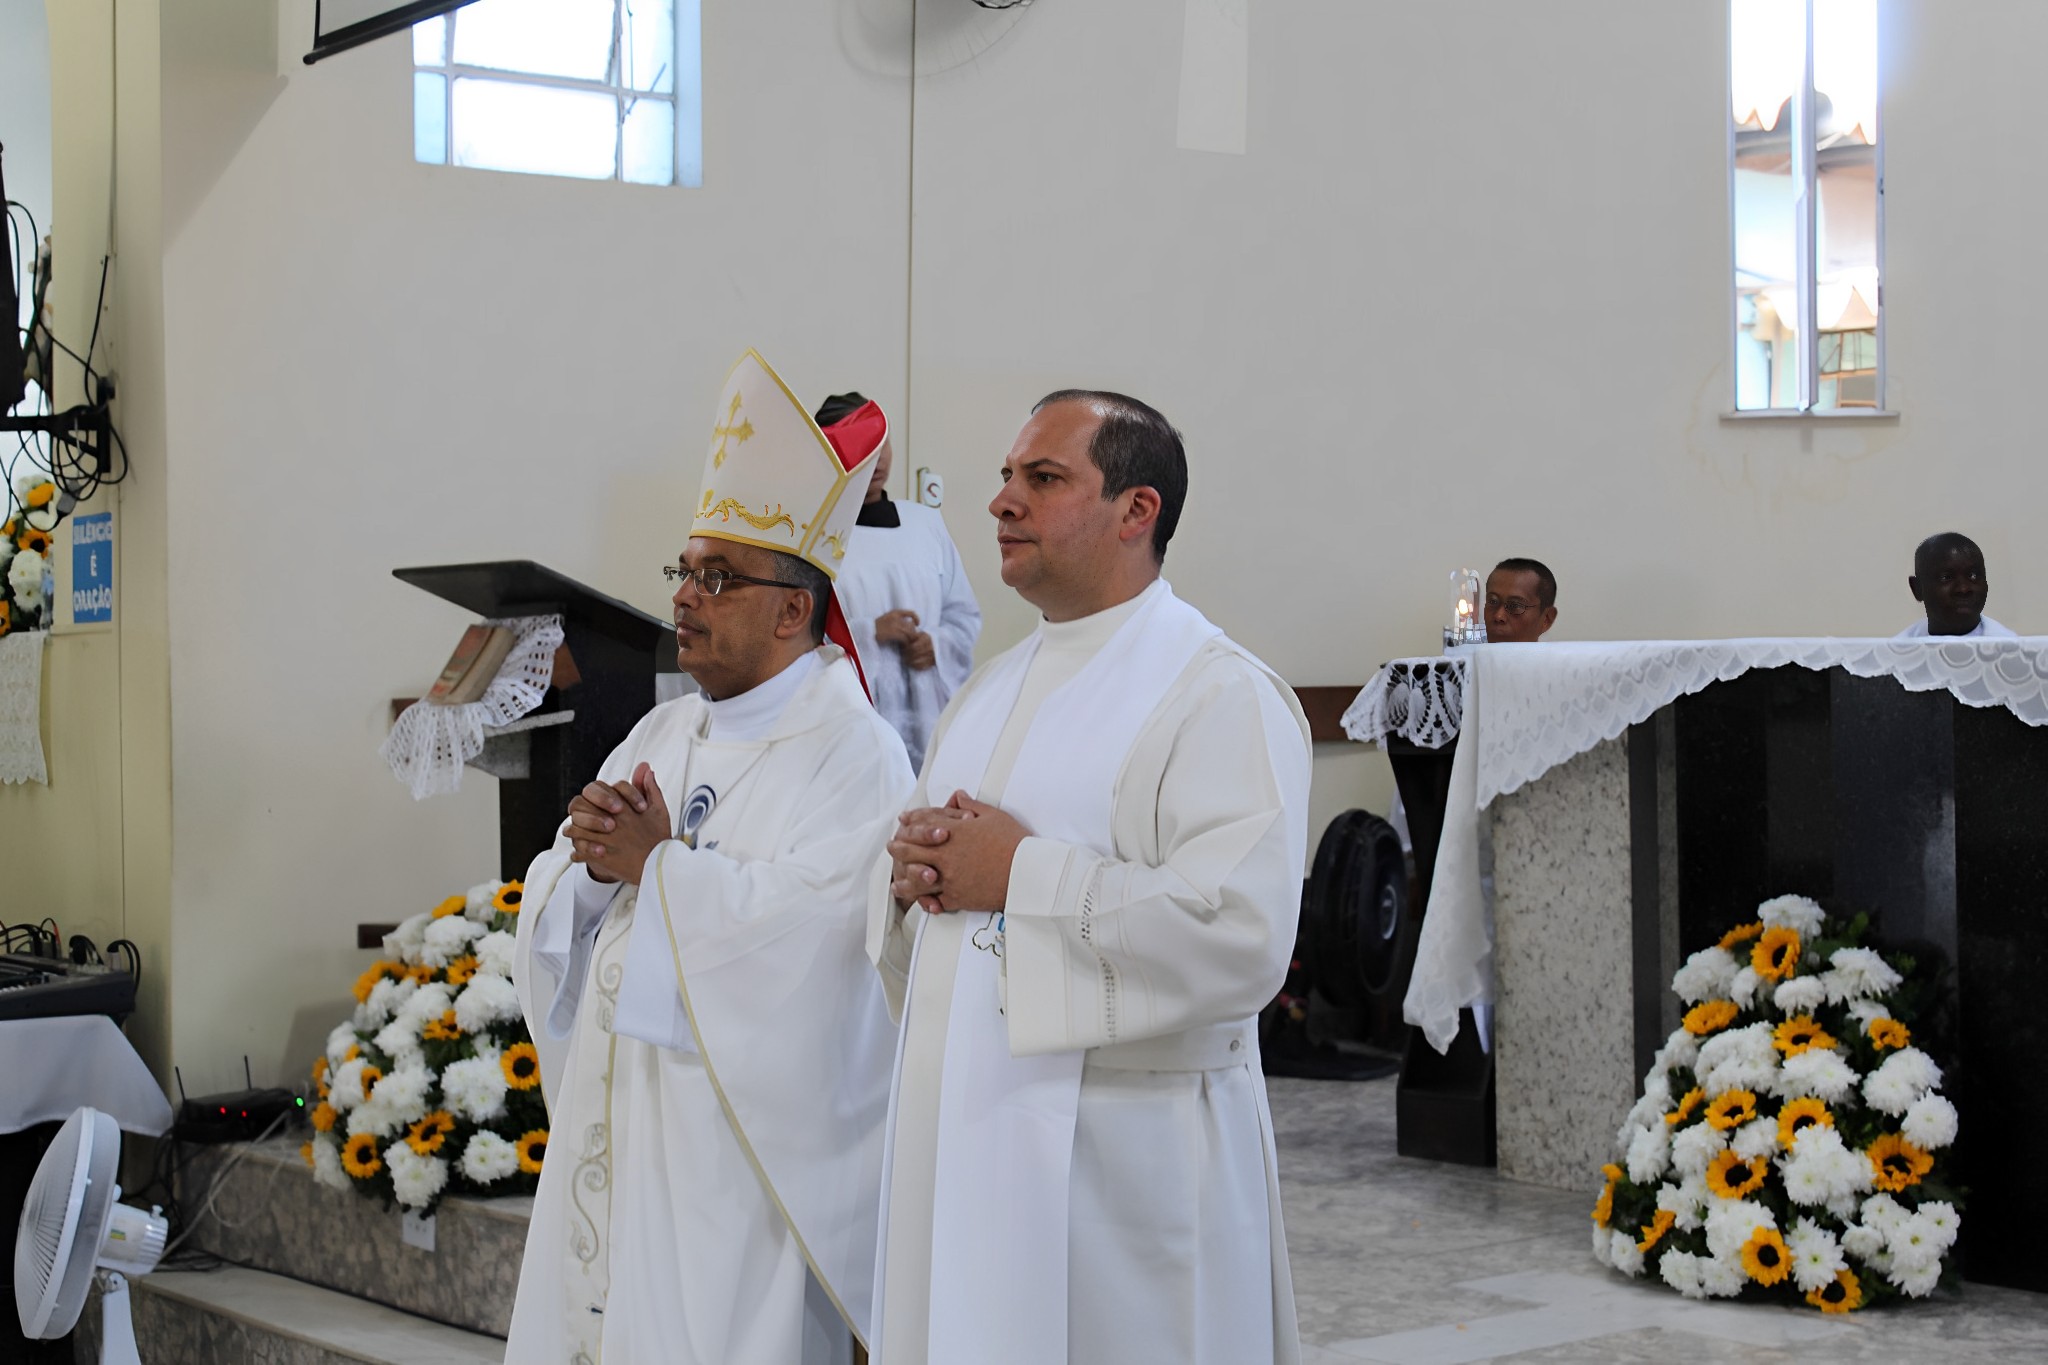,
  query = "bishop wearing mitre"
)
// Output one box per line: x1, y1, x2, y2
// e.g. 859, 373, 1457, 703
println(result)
869, 390, 1312, 1364
507, 350, 914, 1364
